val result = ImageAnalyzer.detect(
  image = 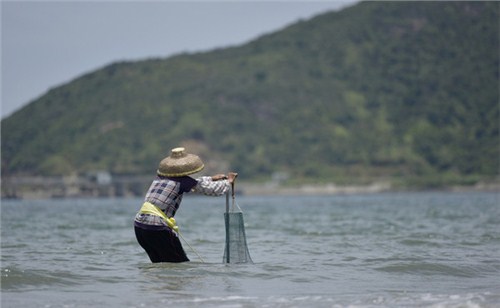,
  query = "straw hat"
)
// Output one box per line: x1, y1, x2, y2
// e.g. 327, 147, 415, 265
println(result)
157, 147, 205, 177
